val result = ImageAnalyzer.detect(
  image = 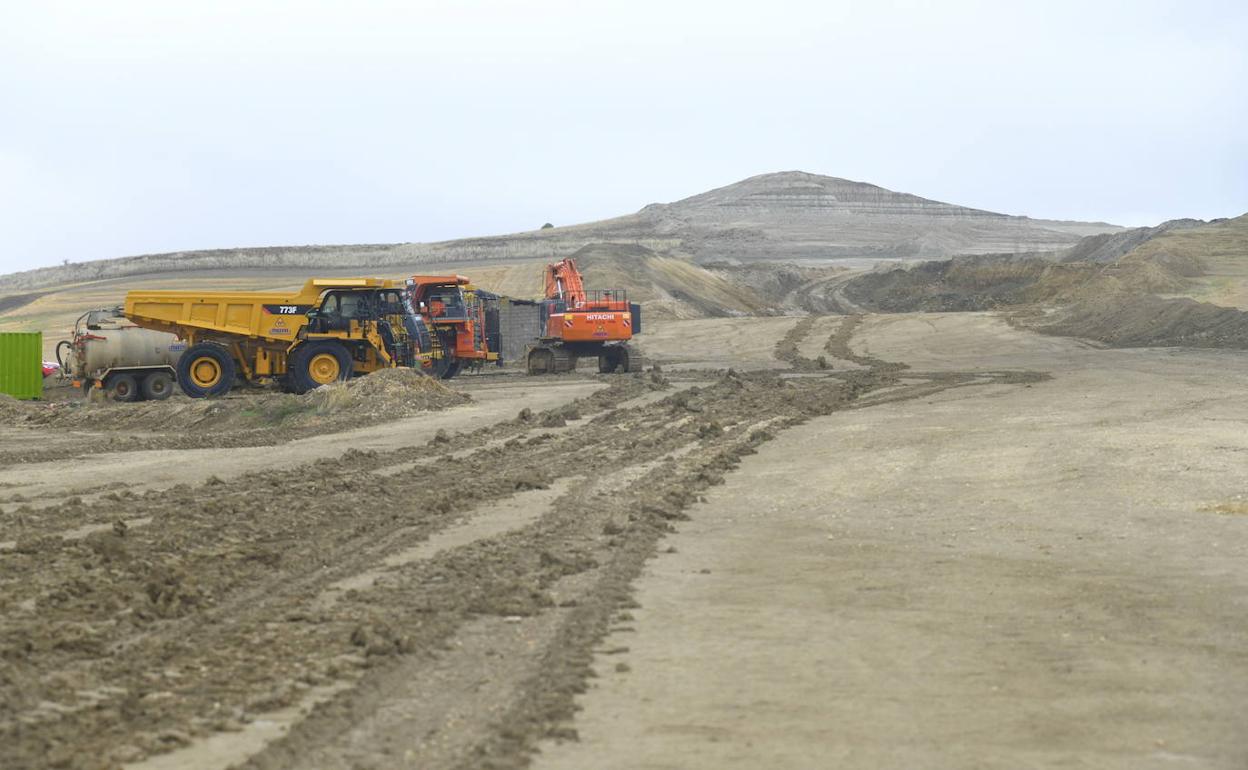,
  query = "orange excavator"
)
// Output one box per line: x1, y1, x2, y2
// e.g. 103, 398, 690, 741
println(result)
526, 258, 642, 374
